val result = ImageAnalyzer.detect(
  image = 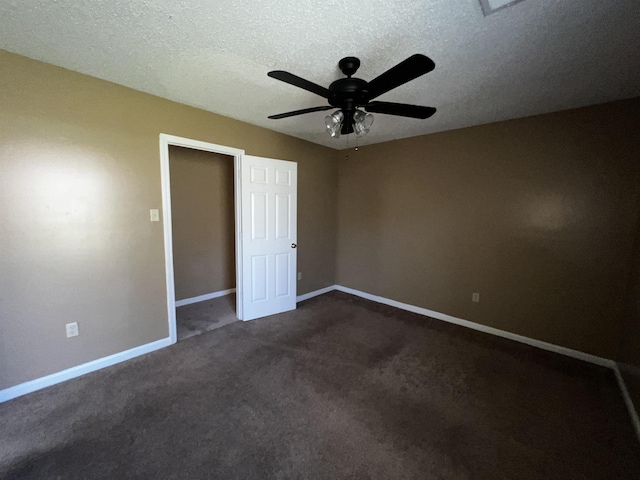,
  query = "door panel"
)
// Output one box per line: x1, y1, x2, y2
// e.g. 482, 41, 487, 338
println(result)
275, 194, 291, 238
241, 155, 297, 320
275, 253, 291, 297
251, 255, 268, 302
251, 192, 267, 240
